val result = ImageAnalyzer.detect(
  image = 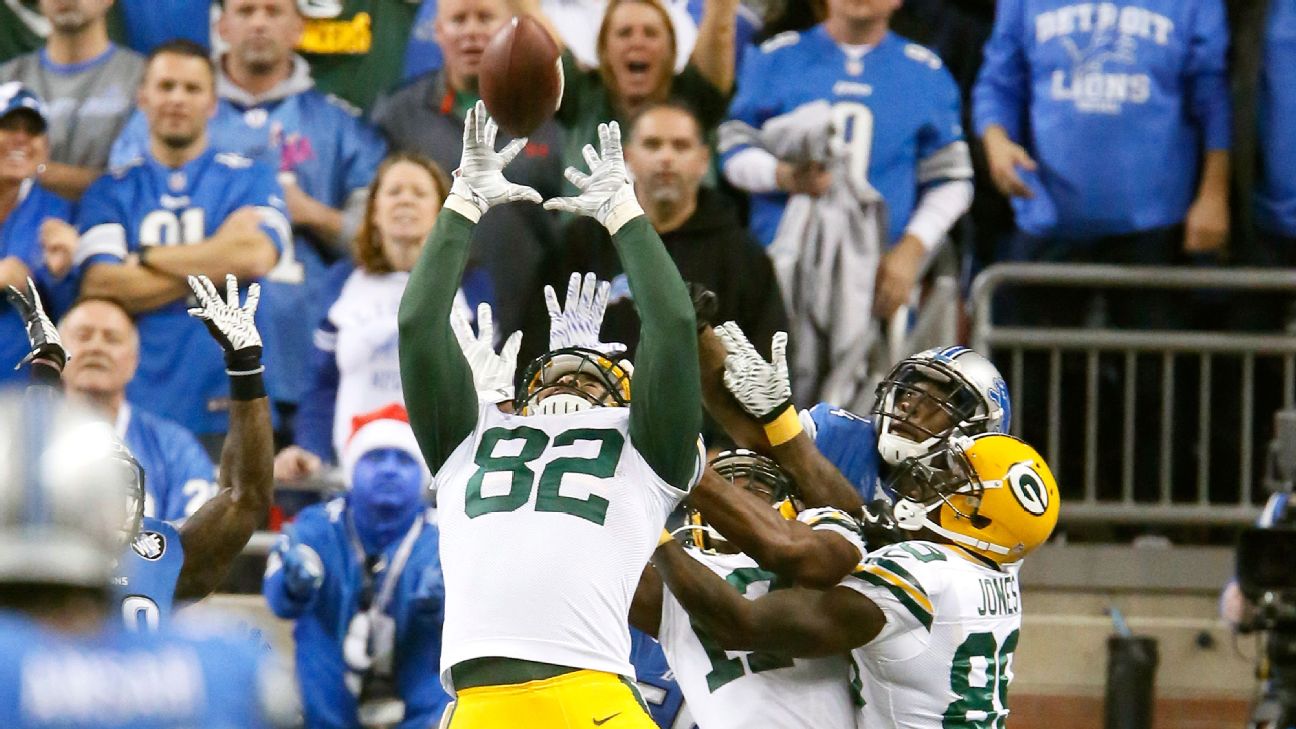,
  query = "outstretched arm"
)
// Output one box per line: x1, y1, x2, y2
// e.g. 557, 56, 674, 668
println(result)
176, 275, 275, 601
6, 279, 67, 391
714, 323, 866, 517
652, 539, 883, 656
399, 103, 541, 470
545, 123, 700, 490
687, 467, 861, 588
